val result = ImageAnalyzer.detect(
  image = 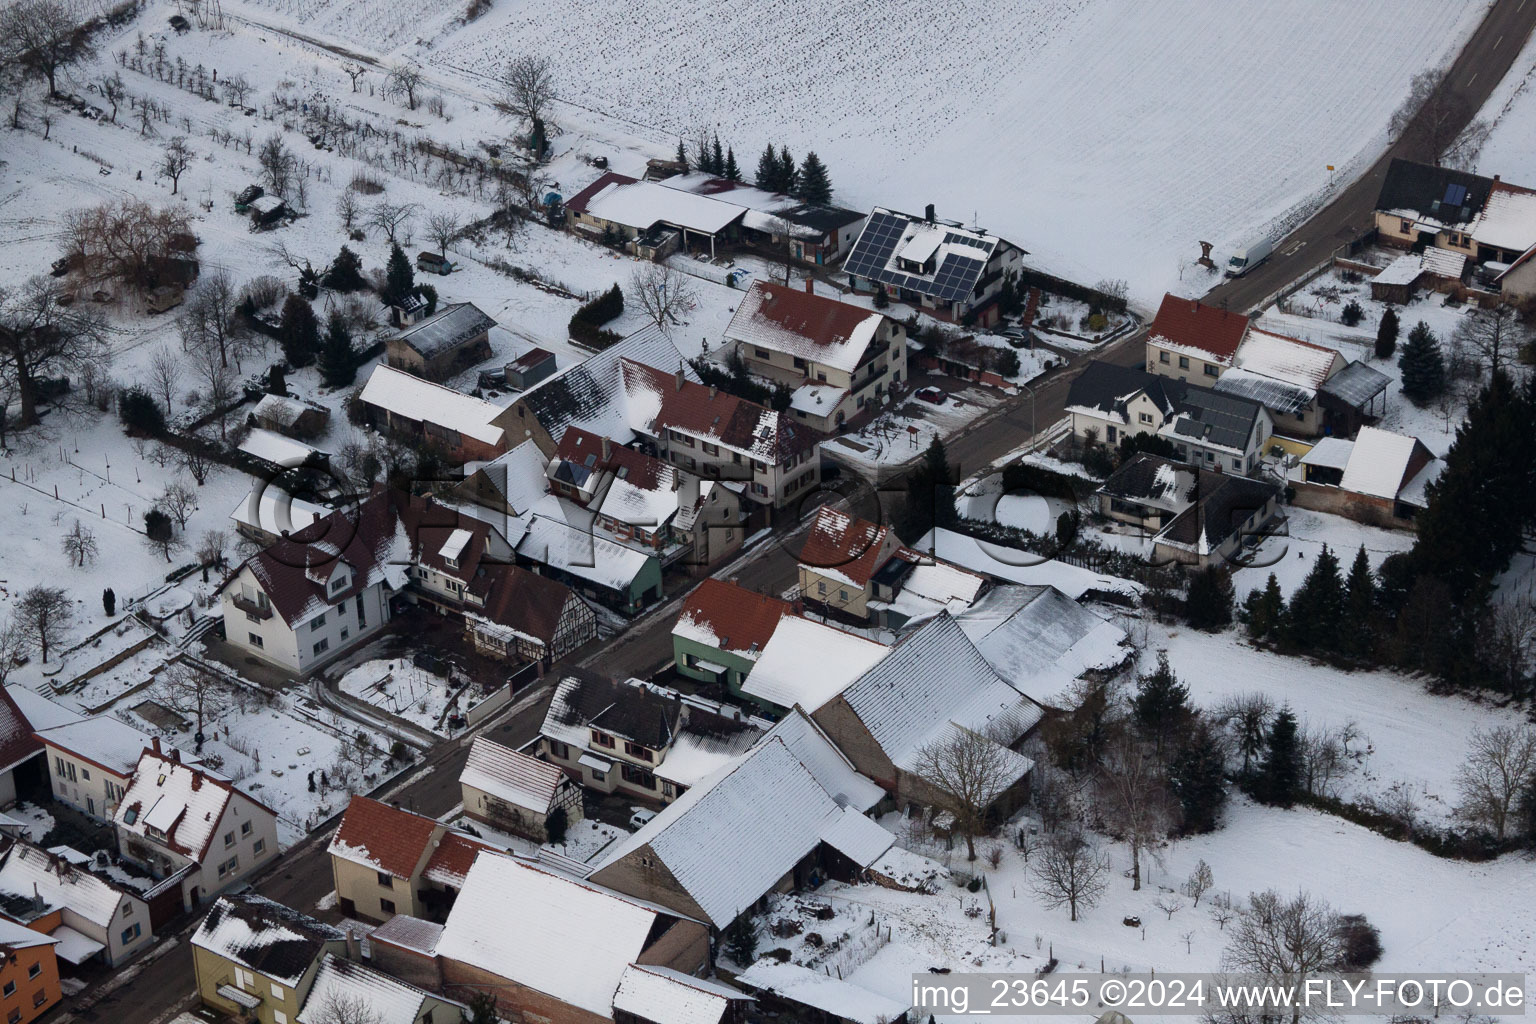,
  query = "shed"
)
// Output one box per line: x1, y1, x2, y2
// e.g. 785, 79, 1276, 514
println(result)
459, 736, 582, 842
504, 347, 558, 389
249, 195, 287, 227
